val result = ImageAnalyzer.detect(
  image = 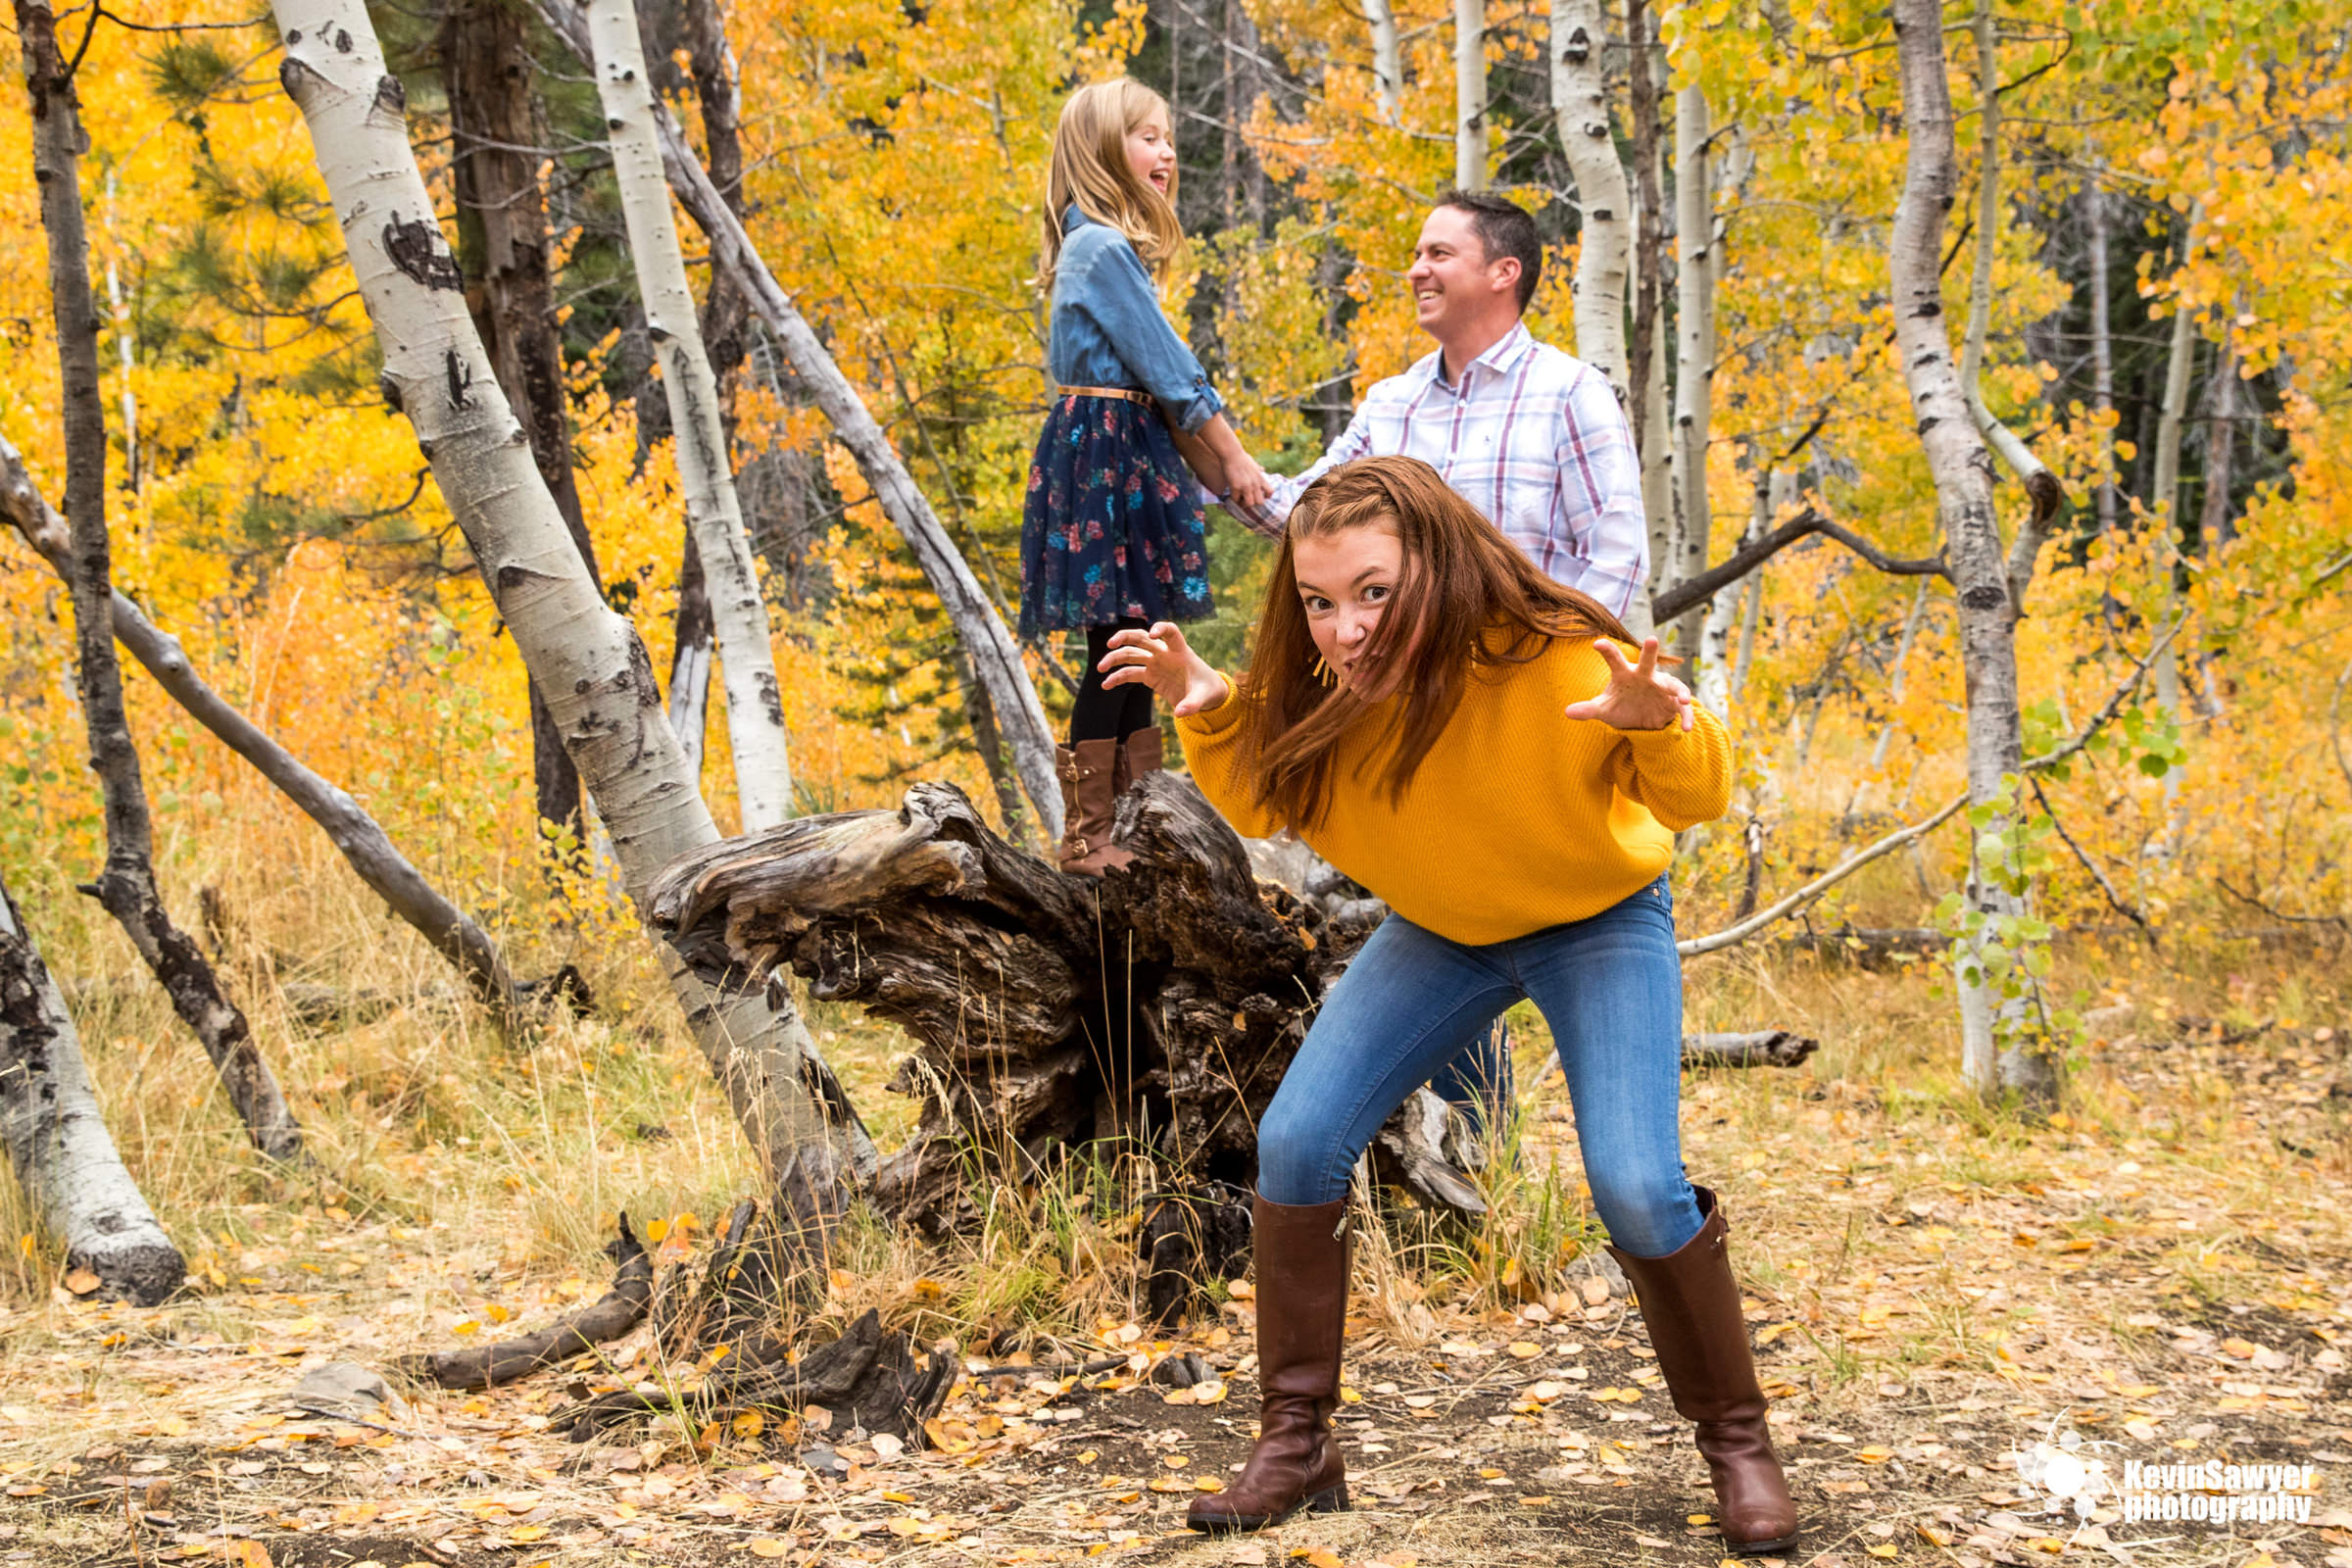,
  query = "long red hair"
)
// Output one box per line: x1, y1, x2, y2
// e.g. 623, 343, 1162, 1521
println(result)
1235, 455, 1643, 829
